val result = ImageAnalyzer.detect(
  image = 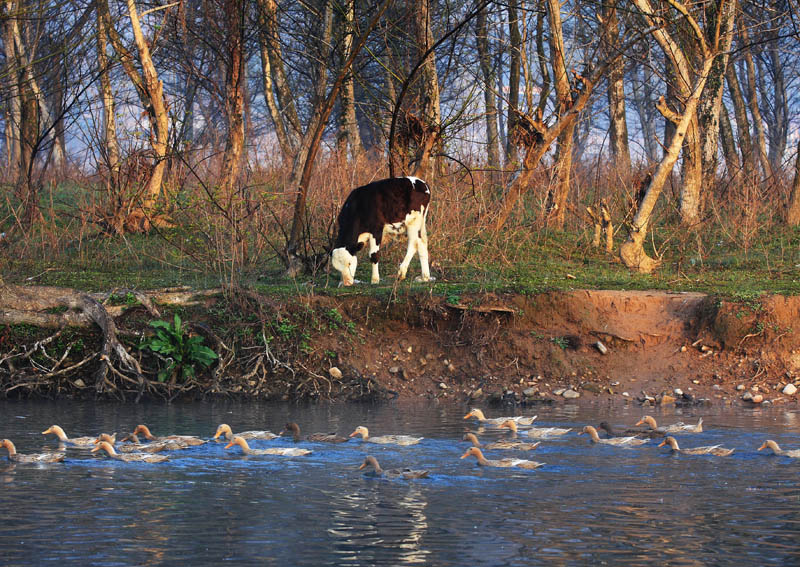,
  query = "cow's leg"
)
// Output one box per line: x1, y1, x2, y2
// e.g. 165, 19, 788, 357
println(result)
397, 222, 420, 281
368, 234, 381, 284
416, 212, 431, 281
